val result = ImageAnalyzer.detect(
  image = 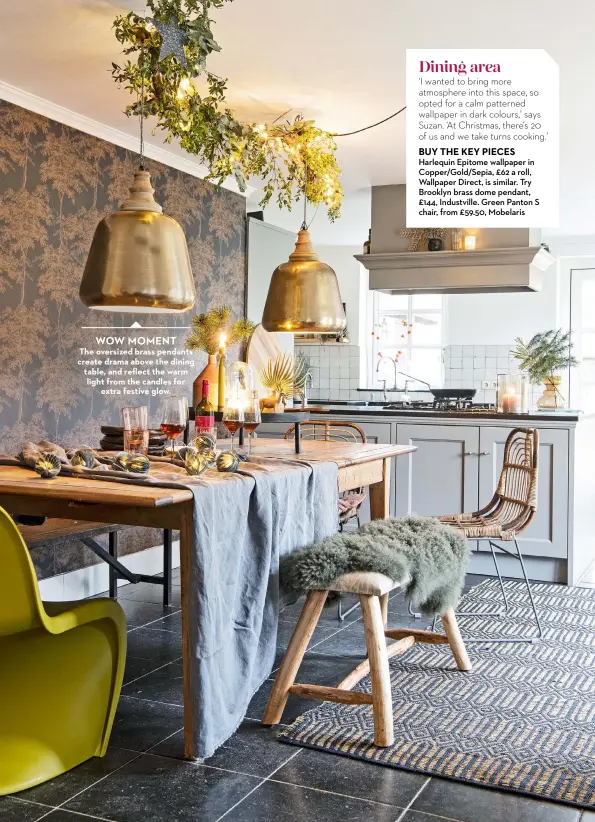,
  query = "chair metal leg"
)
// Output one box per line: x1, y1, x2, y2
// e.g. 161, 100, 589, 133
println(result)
513, 537, 543, 640
408, 600, 422, 620
456, 540, 509, 617
108, 531, 118, 599
445, 538, 542, 645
